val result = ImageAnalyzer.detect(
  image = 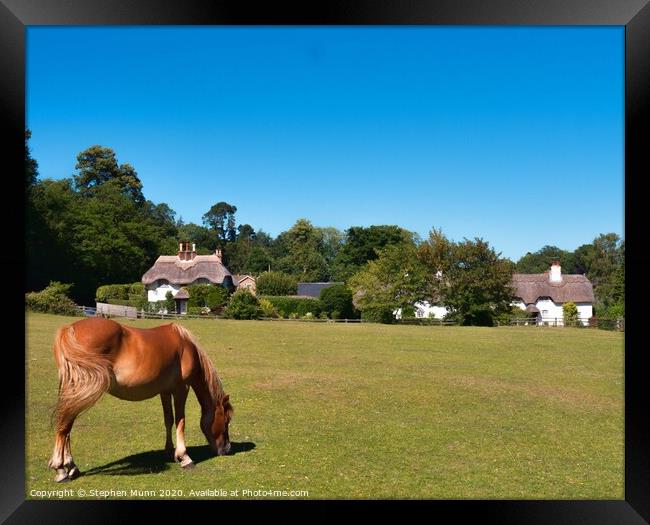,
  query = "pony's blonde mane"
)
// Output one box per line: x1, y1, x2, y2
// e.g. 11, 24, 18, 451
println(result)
172, 324, 231, 416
